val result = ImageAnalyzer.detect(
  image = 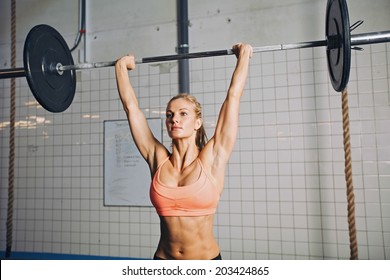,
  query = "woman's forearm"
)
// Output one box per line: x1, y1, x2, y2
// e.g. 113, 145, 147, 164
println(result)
115, 56, 138, 114
227, 44, 252, 98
